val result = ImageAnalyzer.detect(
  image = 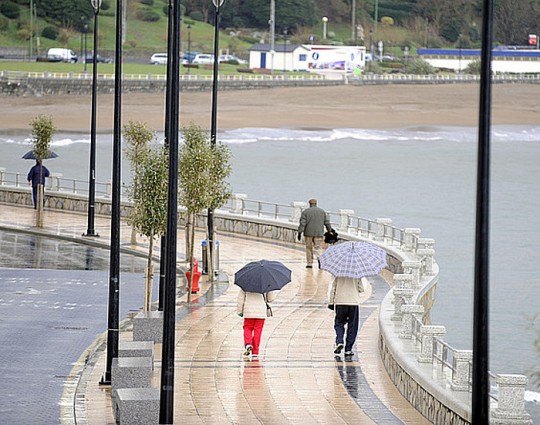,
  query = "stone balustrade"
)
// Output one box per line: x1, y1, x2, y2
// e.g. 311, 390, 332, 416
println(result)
0, 179, 532, 424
